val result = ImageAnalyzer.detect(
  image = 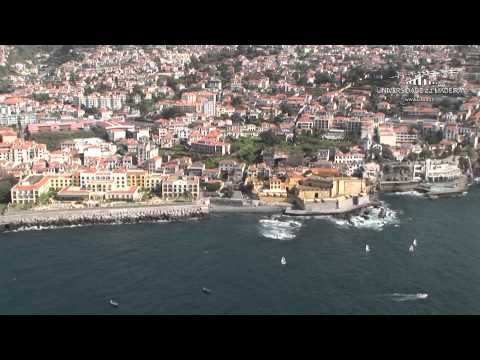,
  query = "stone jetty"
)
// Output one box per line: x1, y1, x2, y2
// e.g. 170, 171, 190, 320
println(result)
0, 204, 209, 232
284, 194, 376, 216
